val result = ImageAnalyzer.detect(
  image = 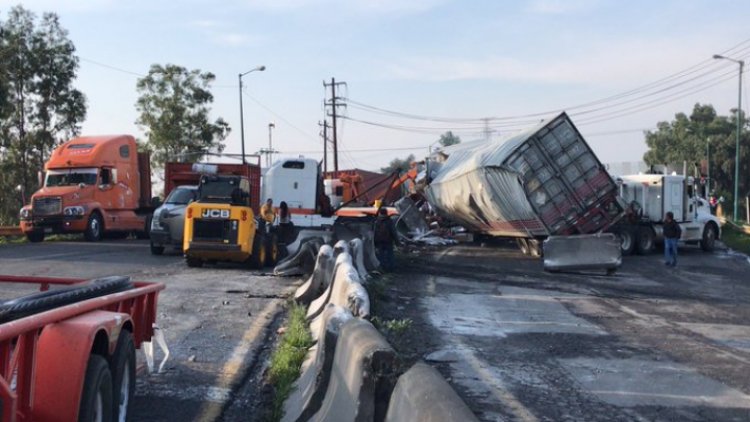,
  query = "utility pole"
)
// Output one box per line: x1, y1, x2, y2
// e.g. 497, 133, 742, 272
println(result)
319, 120, 330, 176
323, 78, 346, 177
